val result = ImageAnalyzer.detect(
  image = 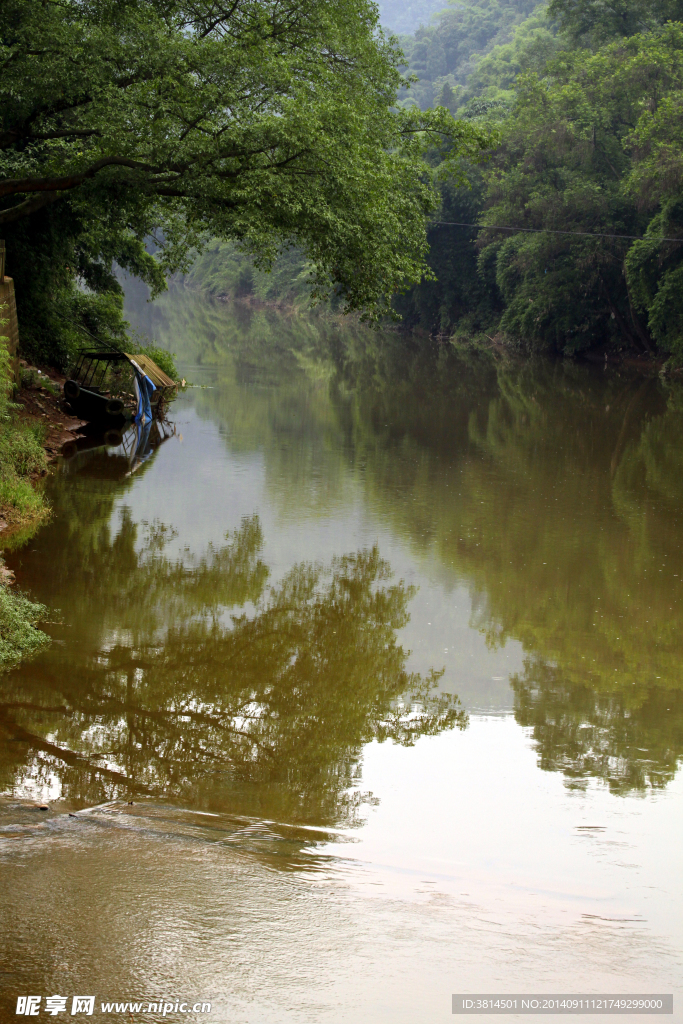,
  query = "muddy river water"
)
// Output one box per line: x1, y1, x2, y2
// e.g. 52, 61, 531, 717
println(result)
1, 288, 682, 1022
